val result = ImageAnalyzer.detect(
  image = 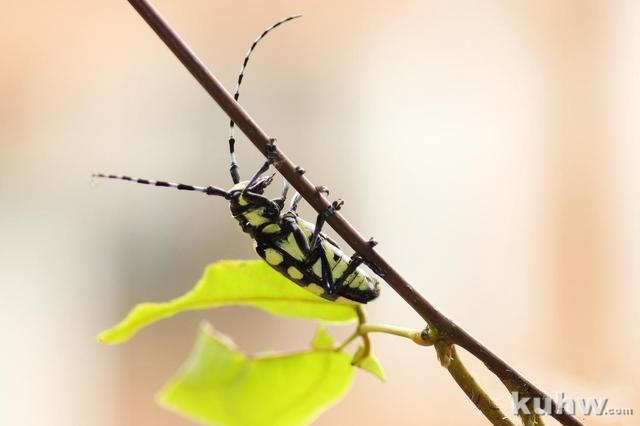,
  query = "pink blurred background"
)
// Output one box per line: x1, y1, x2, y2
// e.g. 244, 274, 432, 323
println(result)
1, 0, 638, 424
